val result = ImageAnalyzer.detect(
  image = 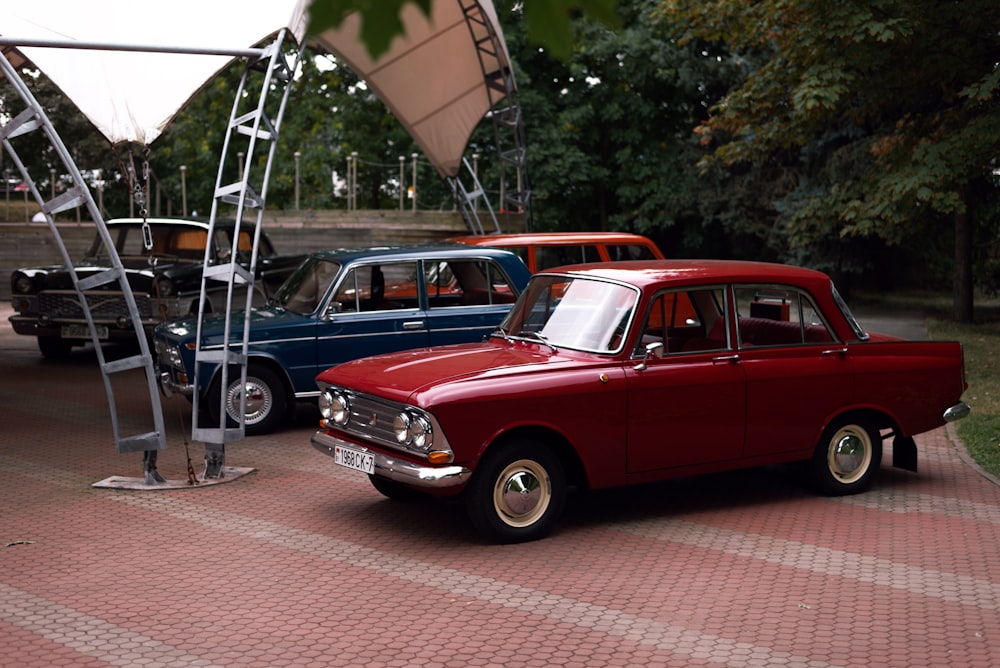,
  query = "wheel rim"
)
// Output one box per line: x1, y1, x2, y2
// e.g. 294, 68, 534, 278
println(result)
827, 425, 873, 484
492, 459, 551, 528
225, 377, 272, 425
